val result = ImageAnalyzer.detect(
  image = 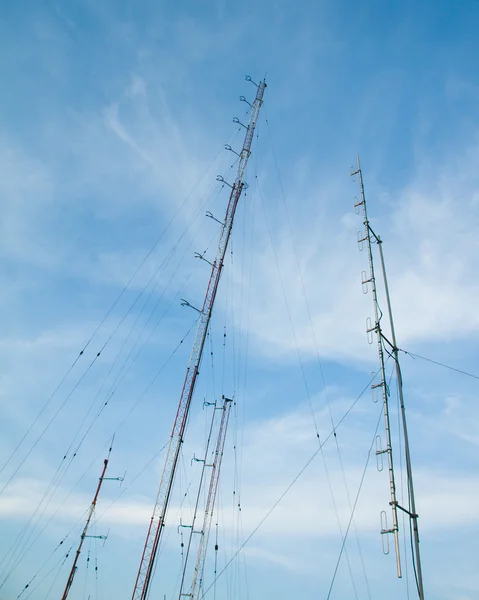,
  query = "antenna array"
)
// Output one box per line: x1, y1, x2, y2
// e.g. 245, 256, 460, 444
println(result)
352, 157, 425, 600
178, 396, 233, 600
61, 445, 122, 600
131, 77, 266, 600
